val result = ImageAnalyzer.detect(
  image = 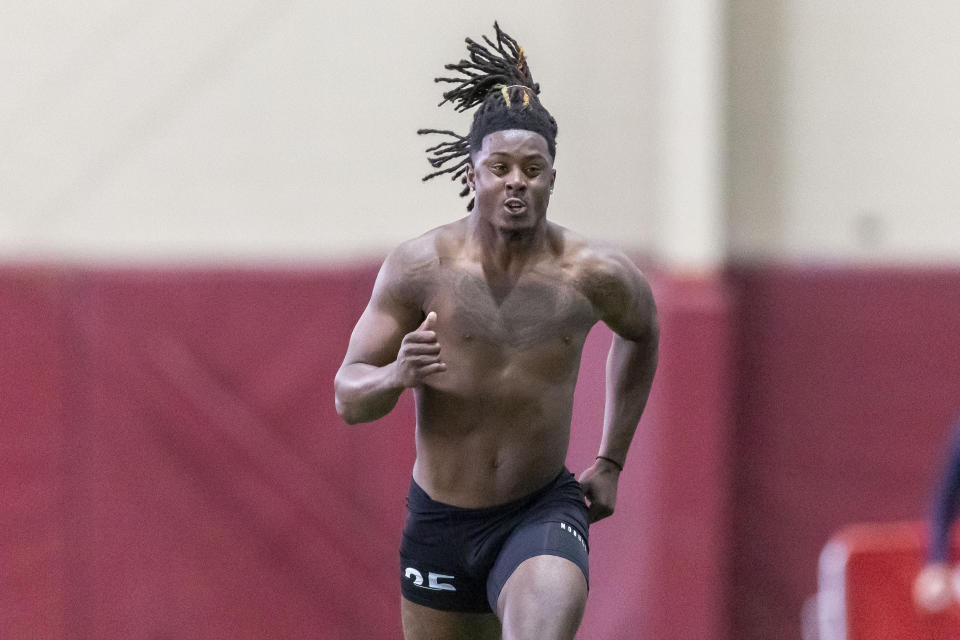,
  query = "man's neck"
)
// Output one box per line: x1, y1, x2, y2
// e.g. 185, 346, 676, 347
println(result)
469, 216, 549, 276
